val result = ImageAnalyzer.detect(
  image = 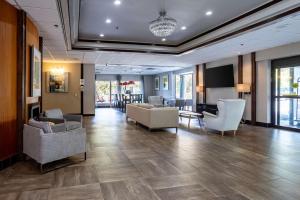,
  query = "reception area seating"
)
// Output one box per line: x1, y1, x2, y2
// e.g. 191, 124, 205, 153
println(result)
126, 103, 179, 132
23, 121, 86, 172
203, 99, 246, 136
